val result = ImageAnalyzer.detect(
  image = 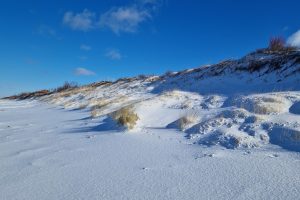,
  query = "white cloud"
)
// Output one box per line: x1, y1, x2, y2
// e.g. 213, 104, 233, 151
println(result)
105, 49, 122, 60
287, 30, 300, 47
63, 9, 95, 31
80, 44, 91, 51
63, 1, 162, 34
99, 6, 151, 34
74, 67, 96, 76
